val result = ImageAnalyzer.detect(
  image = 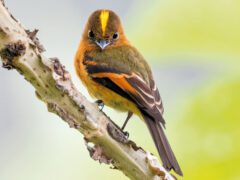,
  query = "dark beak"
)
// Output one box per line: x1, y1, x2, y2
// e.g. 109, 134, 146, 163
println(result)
95, 39, 110, 50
